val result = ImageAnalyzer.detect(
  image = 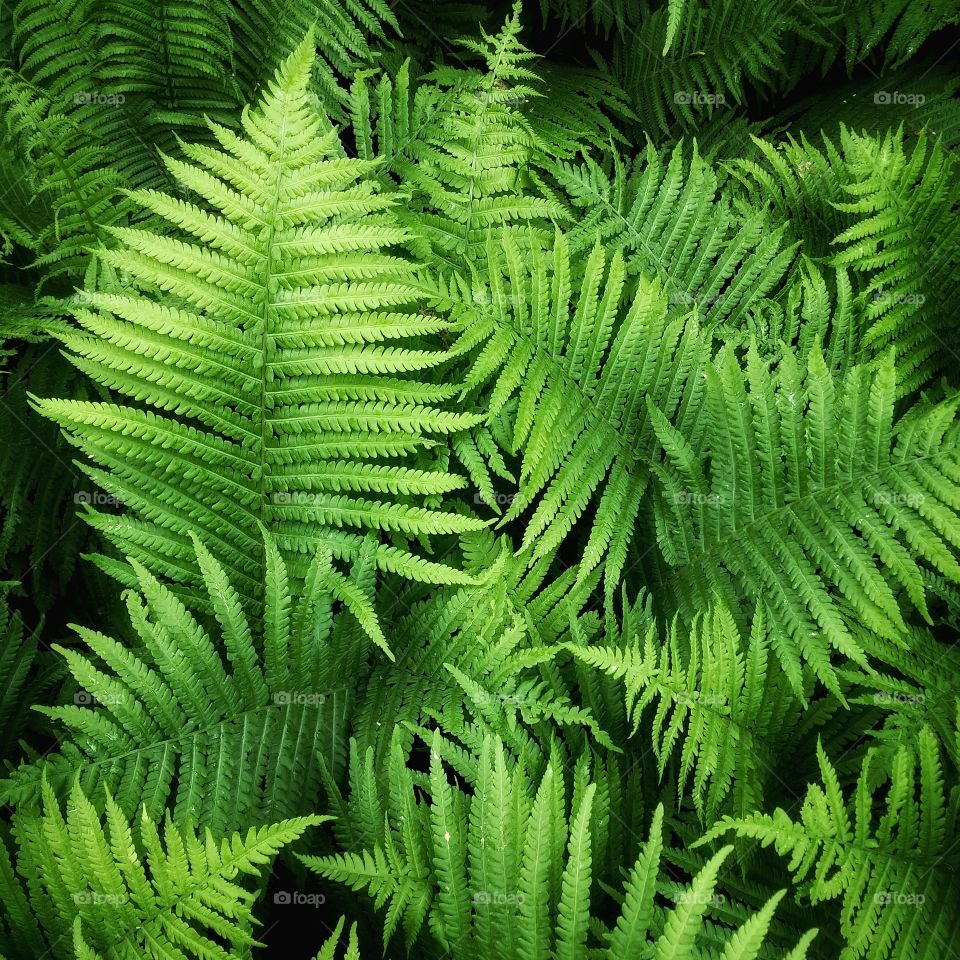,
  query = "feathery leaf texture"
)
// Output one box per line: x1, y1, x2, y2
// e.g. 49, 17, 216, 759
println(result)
700, 728, 960, 960
3, 7, 960, 960
647, 343, 960, 697
303, 733, 816, 959
36, 32, 484, 615
0, 777, 324, 960
1, 530, 350, 832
